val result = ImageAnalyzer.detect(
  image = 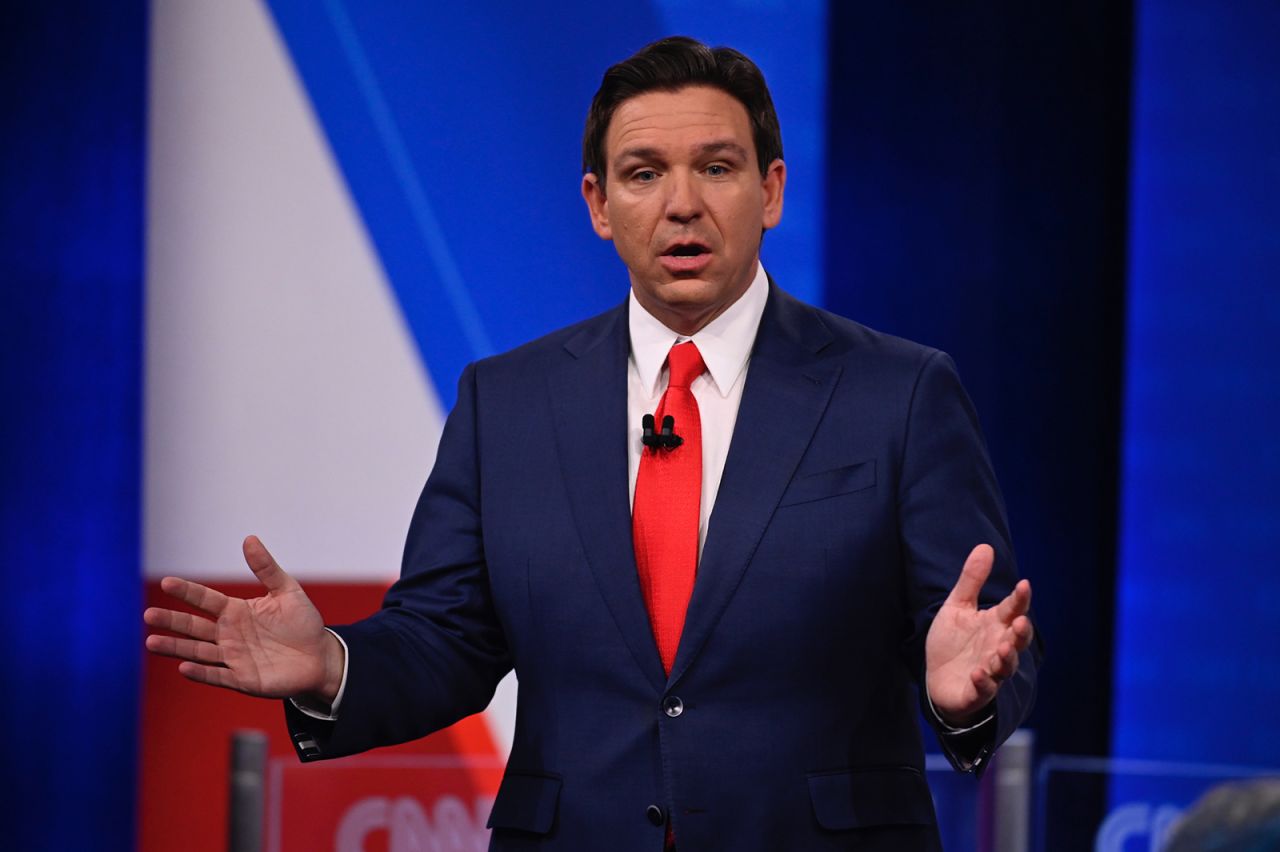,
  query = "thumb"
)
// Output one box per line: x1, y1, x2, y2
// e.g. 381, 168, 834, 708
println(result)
944, 543, 994, 608
242, 535, 298, 595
